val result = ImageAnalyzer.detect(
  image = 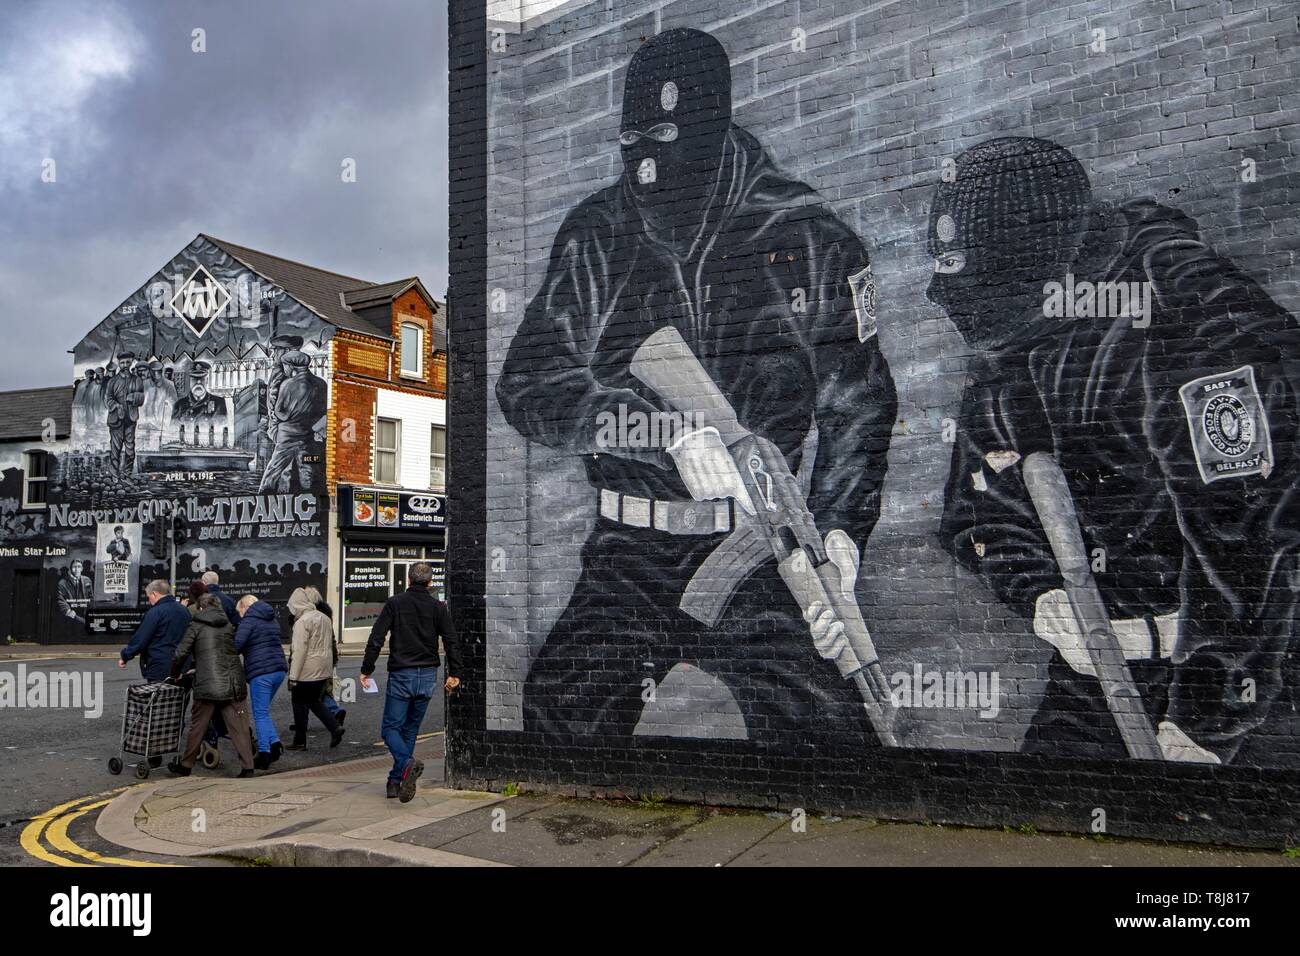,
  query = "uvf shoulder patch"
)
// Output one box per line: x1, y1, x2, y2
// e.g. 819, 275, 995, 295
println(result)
848, 264, 877, 343
1178, 365, 1274, 484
